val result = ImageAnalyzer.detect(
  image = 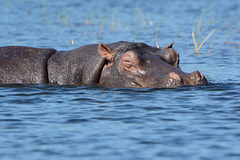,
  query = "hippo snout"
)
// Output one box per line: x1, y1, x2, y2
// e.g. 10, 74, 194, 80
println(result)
182, 71, 208, 86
